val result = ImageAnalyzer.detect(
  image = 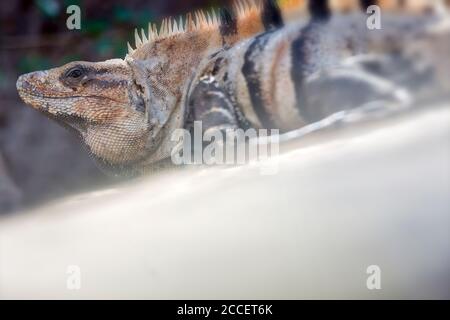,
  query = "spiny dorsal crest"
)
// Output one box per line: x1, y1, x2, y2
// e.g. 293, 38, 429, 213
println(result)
127, 0, 266, 55
126, 0, 448, 55
233, 0, 264, 19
